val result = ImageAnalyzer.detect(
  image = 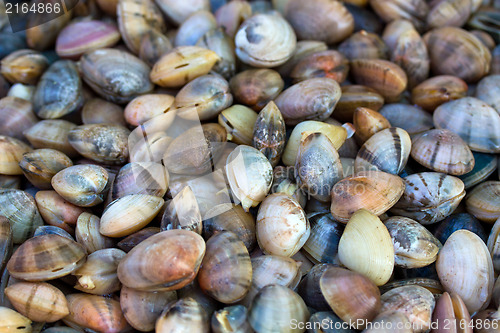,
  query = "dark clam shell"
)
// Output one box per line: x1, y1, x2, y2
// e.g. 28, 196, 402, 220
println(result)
432, 213, 488, 244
